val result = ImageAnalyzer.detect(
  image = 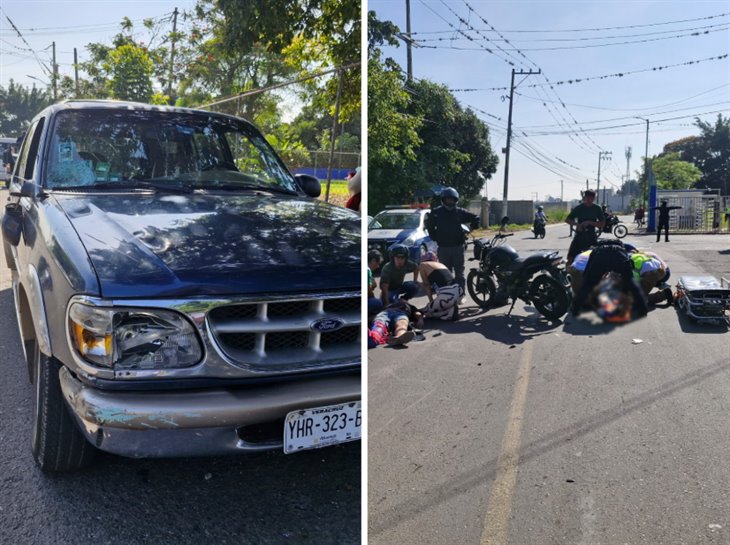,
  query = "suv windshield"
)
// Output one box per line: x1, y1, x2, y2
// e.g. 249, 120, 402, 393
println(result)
372, 212, 421, 230
44, 109, 297, 192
